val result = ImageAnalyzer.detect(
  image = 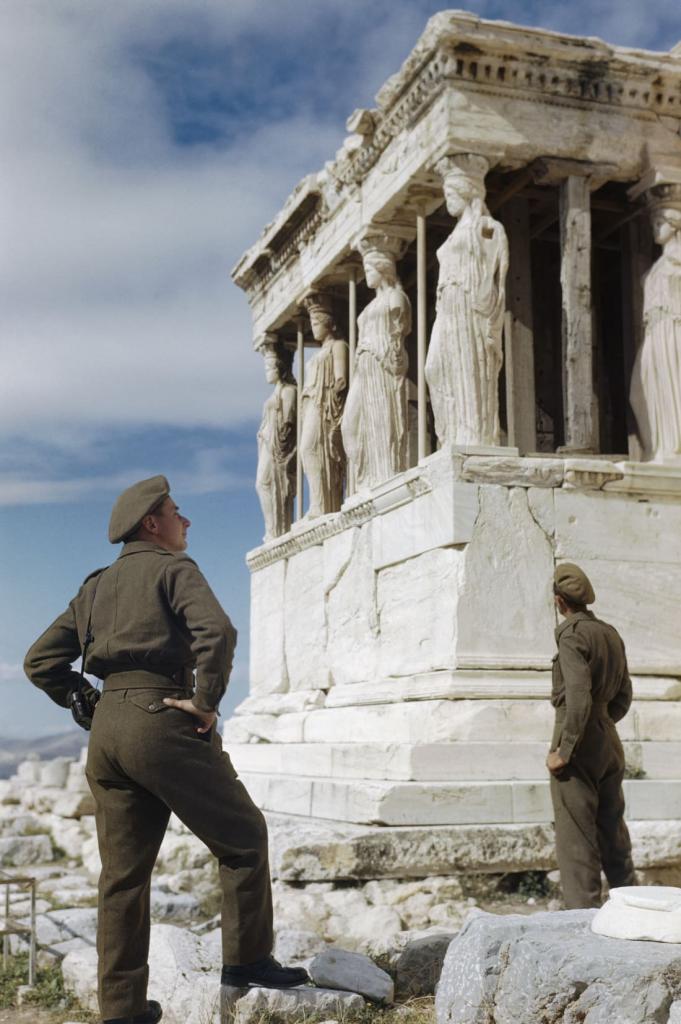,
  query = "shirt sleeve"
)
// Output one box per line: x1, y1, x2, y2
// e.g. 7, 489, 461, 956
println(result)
557, 626, 593, 762
609, 640, 633, 724
163, 558, 237, 712
24, 602, 84, 708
